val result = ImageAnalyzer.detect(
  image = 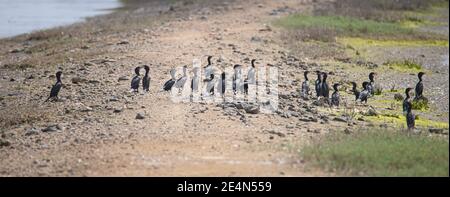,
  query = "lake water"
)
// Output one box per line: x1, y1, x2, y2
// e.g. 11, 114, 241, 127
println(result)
0, 0, 122, 38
